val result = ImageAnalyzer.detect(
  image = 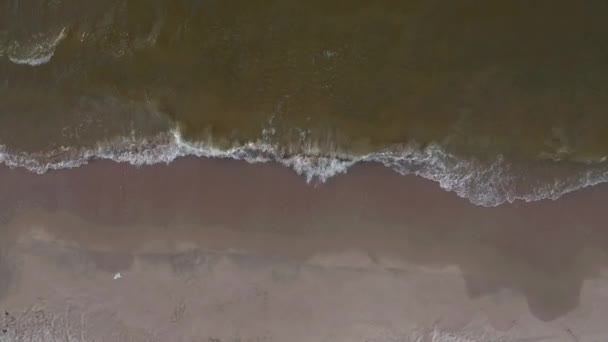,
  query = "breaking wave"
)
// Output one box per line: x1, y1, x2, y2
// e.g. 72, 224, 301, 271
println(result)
4, 27, 68, 66
1, 129, 607, 207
